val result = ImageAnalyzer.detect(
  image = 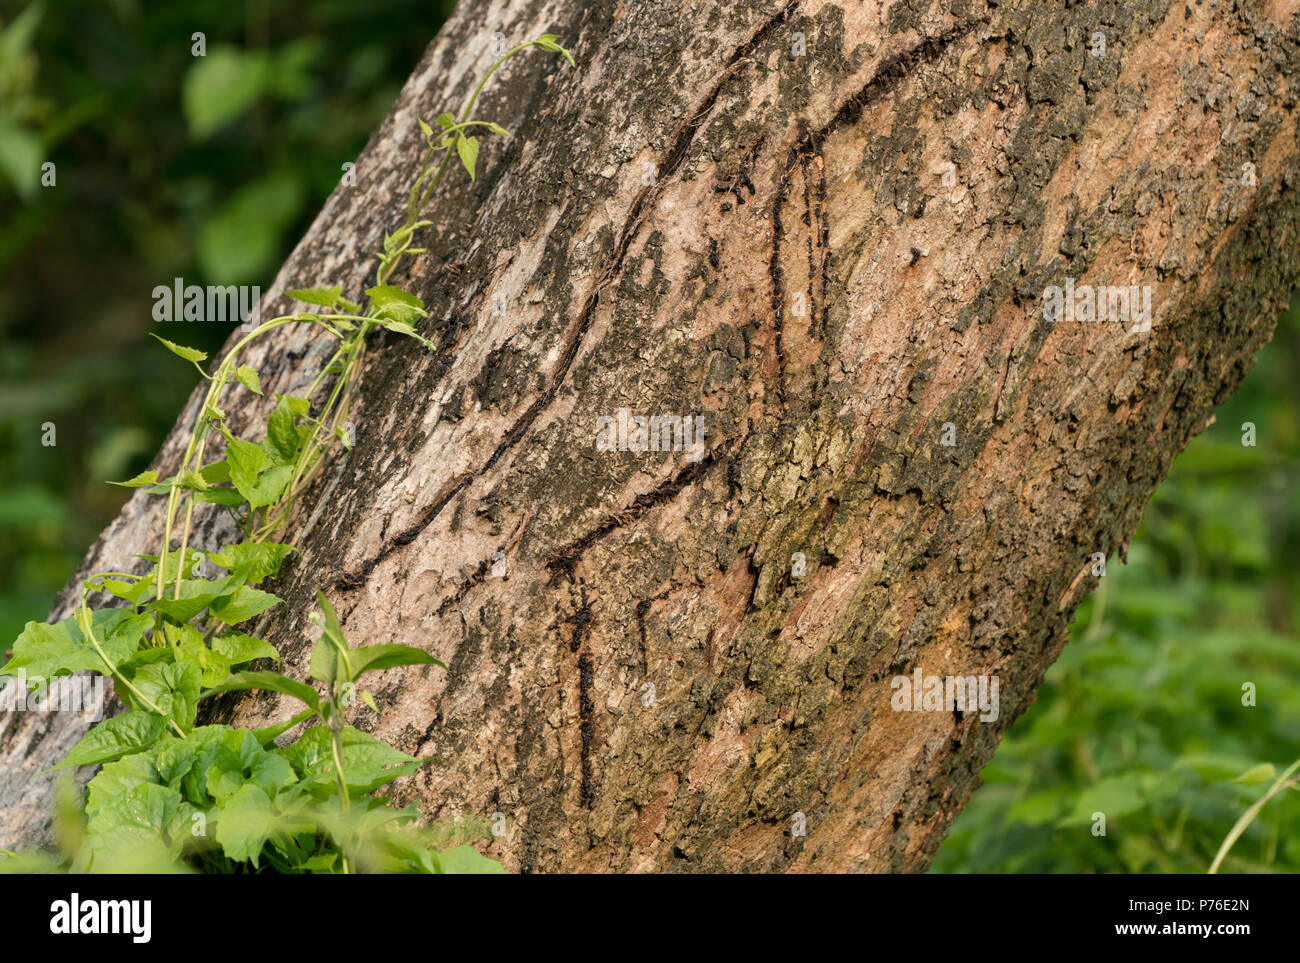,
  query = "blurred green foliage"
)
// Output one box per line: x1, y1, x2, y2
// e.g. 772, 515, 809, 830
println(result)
935, 299, 1300, 873
0, 0, 452, 643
